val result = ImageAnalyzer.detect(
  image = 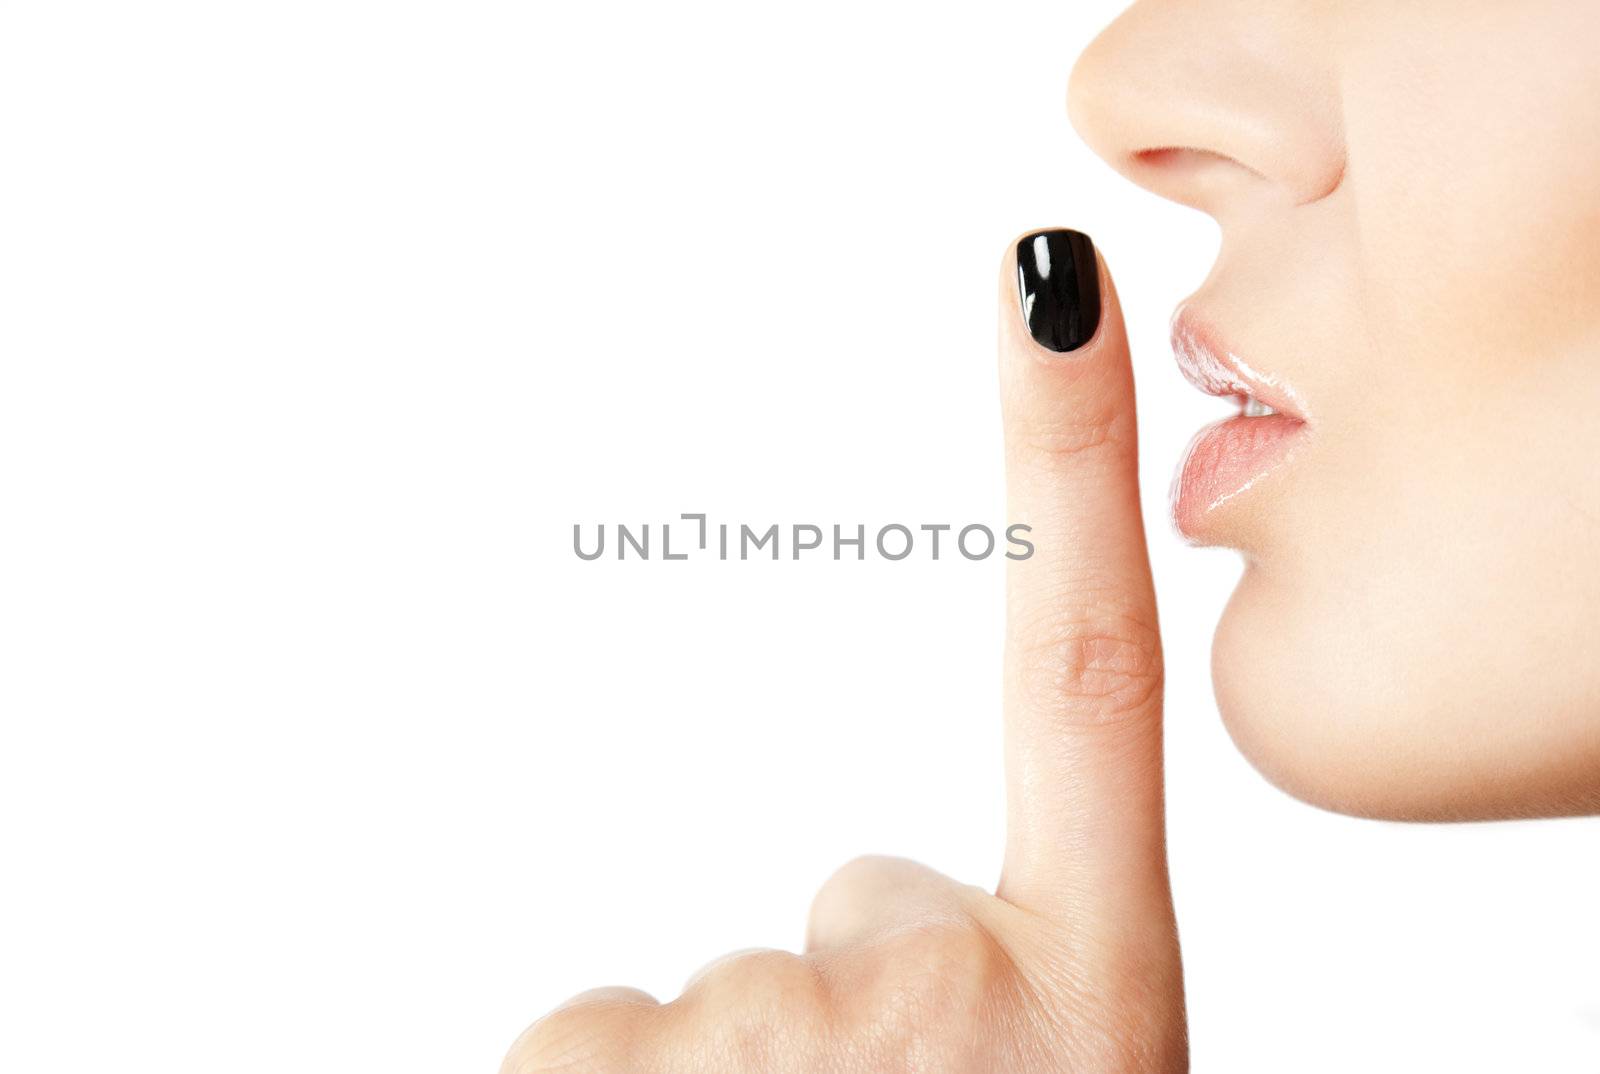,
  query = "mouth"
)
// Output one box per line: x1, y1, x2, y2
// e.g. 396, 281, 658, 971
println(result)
1168, 309, 1310, 542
